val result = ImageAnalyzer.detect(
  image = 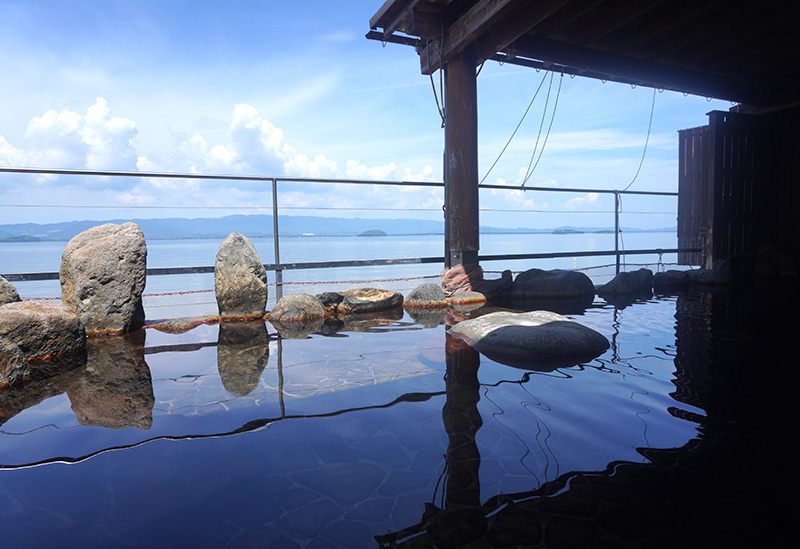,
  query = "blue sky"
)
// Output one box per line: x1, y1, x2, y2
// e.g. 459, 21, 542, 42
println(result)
0, 0, 732, 229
